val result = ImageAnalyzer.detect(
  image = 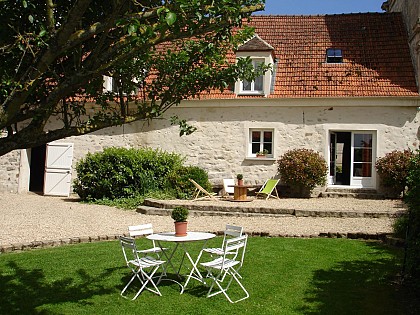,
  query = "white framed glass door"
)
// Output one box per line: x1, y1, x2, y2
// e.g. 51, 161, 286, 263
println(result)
350, 132, 375, 187
329, 131, 376, 188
